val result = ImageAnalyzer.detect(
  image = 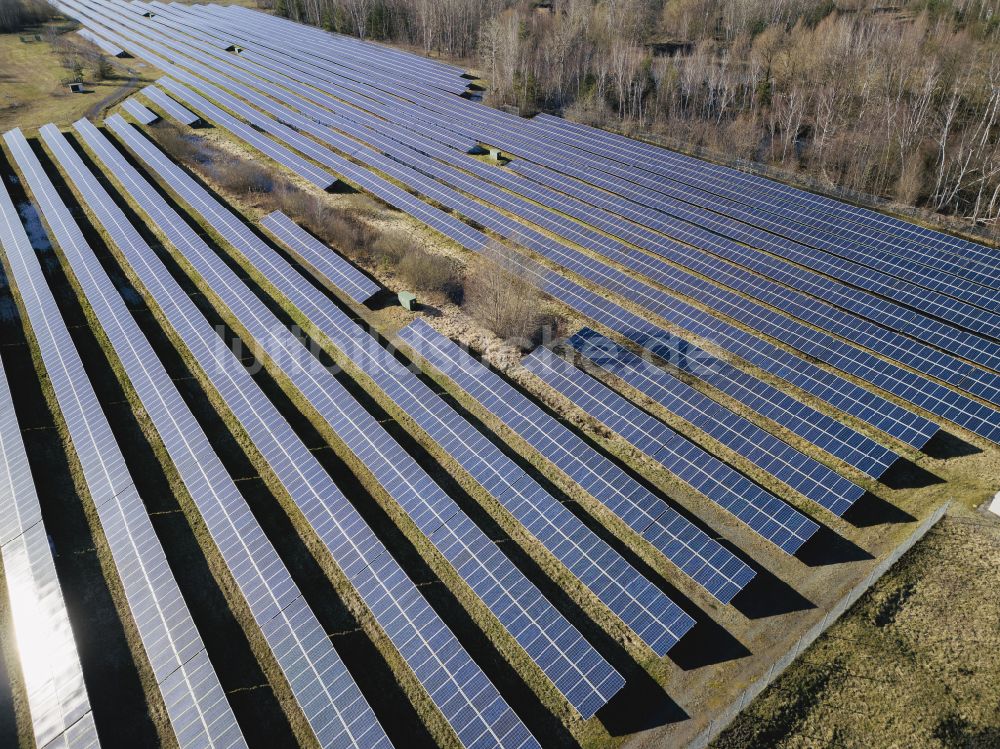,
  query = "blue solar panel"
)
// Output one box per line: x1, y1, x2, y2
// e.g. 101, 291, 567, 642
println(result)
565, 328, 863, 516
75, 0, 948, 453
93, 115, 541, 743
507, 157, 1000, 348
397, 319, 757, 605
527, 113, 1000, 283
140, 85, 200, 125
260, 211, 379, 304
2, 128, 245, 749
522, 347, 820, 555
523, 114, 1000, 302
